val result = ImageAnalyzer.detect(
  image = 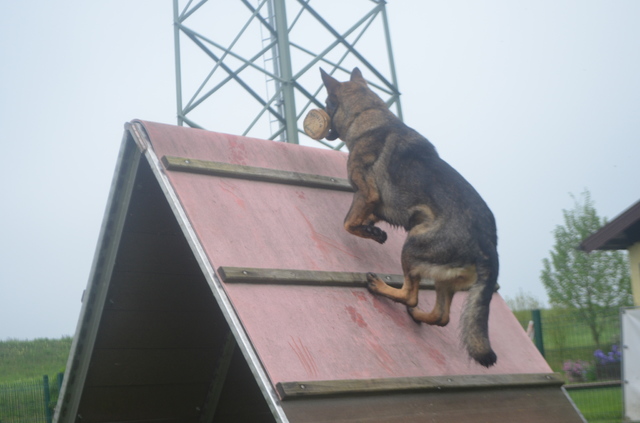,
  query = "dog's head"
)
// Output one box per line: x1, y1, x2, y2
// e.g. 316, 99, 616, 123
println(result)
320, 67, 387, 141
